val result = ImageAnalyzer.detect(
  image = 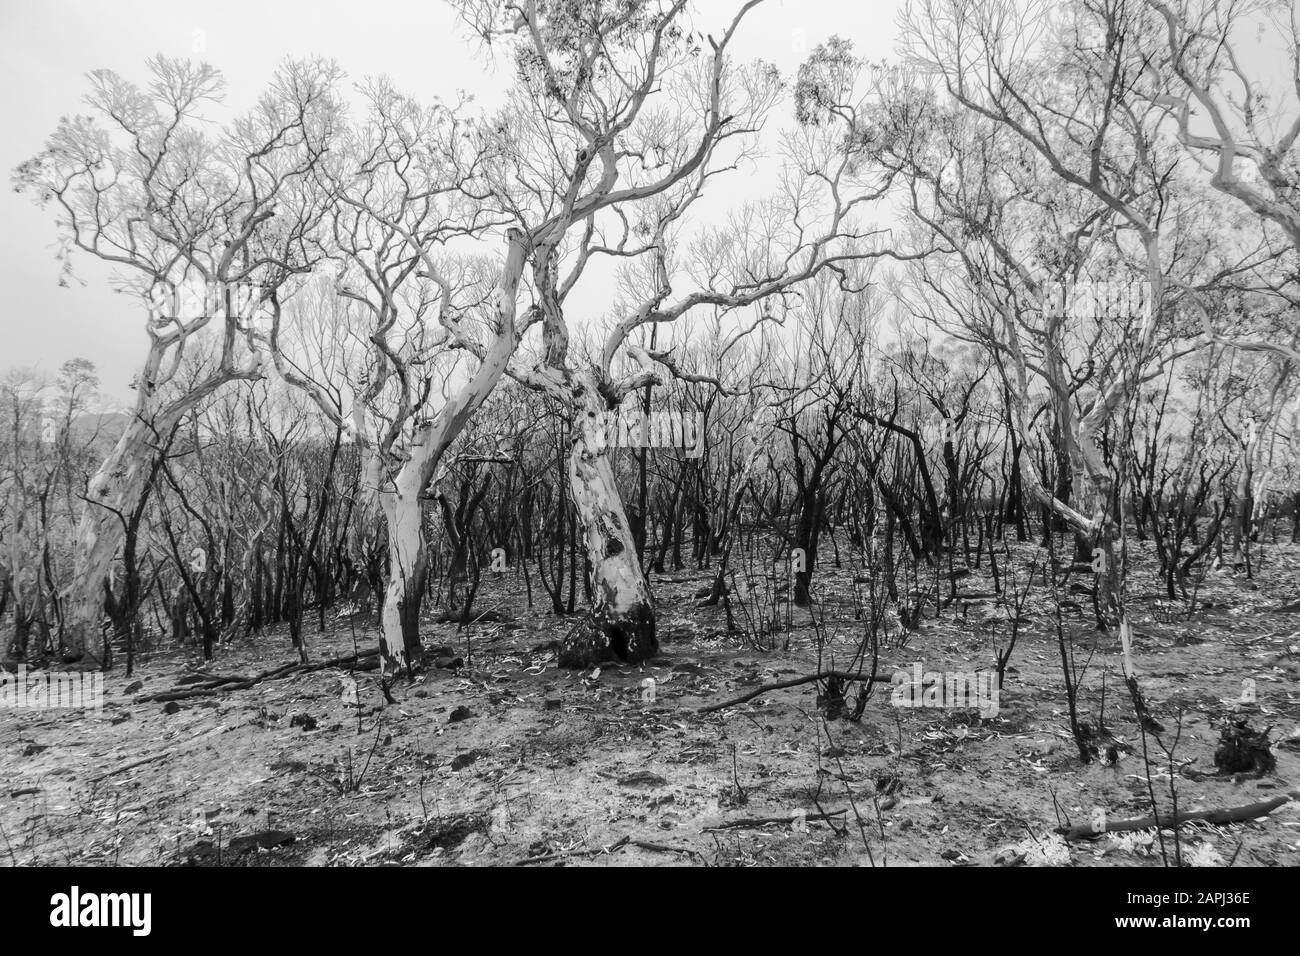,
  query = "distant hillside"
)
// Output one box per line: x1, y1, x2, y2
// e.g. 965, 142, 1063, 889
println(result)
20, 409, 132, 450
68, 410, 131, 445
